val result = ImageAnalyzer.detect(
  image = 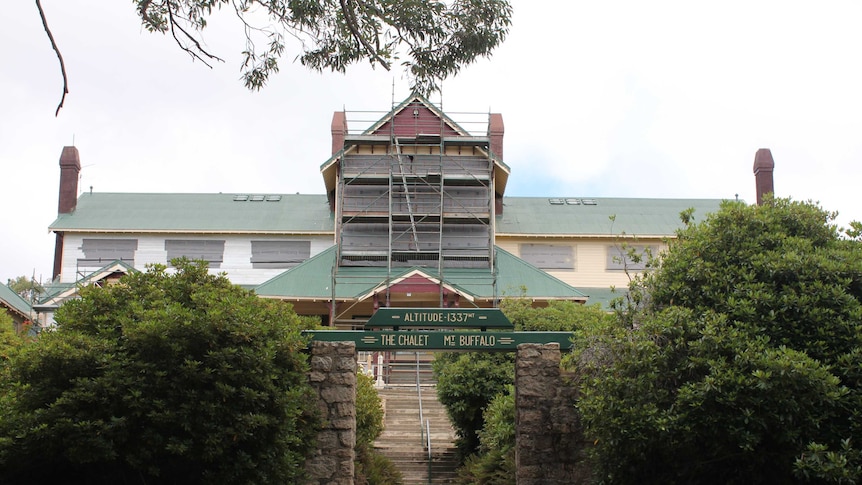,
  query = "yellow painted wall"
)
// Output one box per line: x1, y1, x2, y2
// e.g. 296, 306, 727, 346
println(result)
496, 236, 668, 289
